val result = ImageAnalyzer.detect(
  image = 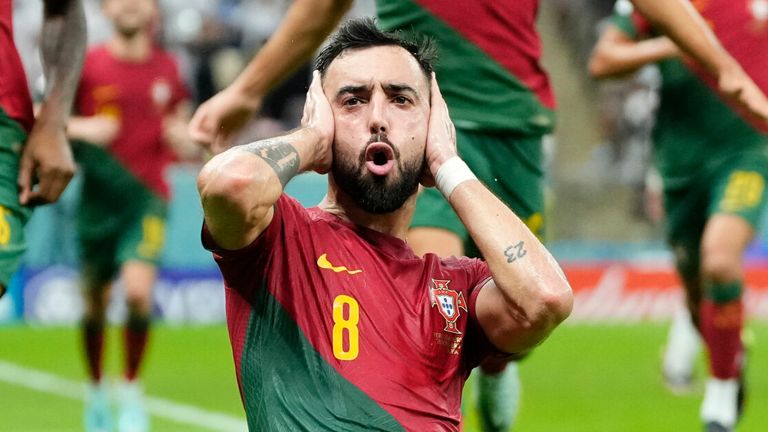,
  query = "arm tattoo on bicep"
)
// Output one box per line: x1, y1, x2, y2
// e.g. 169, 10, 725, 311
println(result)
243, 139, 300, 187
504, 241, 527, 263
